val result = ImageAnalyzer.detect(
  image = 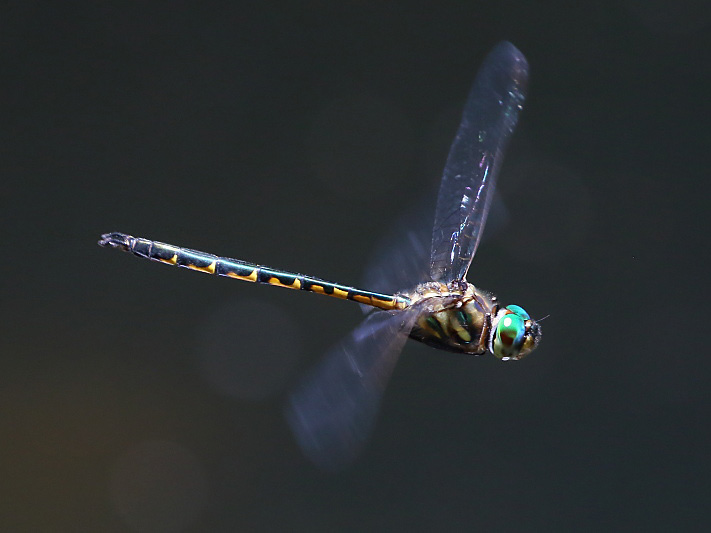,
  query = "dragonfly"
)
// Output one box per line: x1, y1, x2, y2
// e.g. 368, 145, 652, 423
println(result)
99, 41, 540, 471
